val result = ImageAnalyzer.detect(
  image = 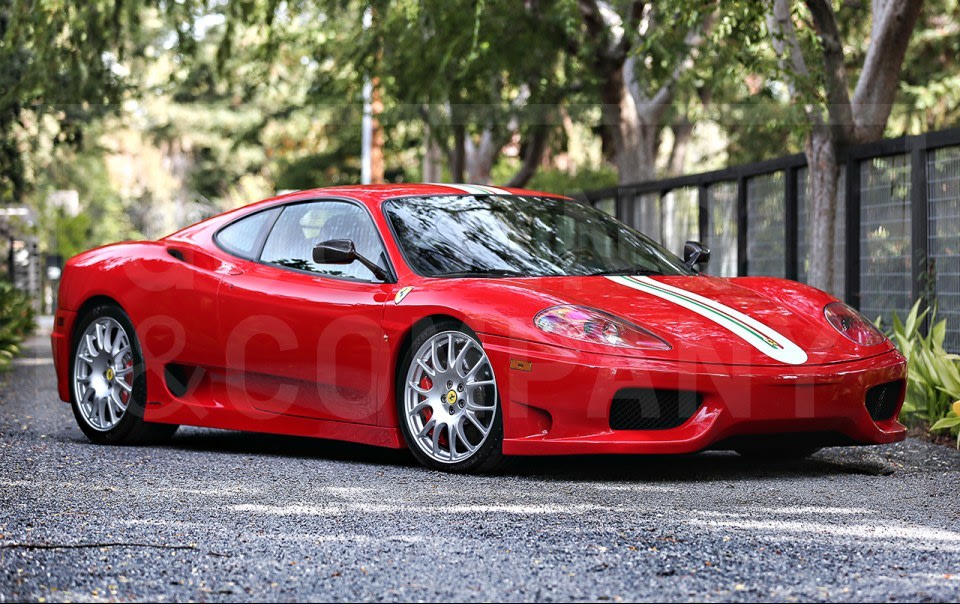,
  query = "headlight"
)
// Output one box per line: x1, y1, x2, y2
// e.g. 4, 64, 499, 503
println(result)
534, 305, 671, 350
823, 301, 886, 346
